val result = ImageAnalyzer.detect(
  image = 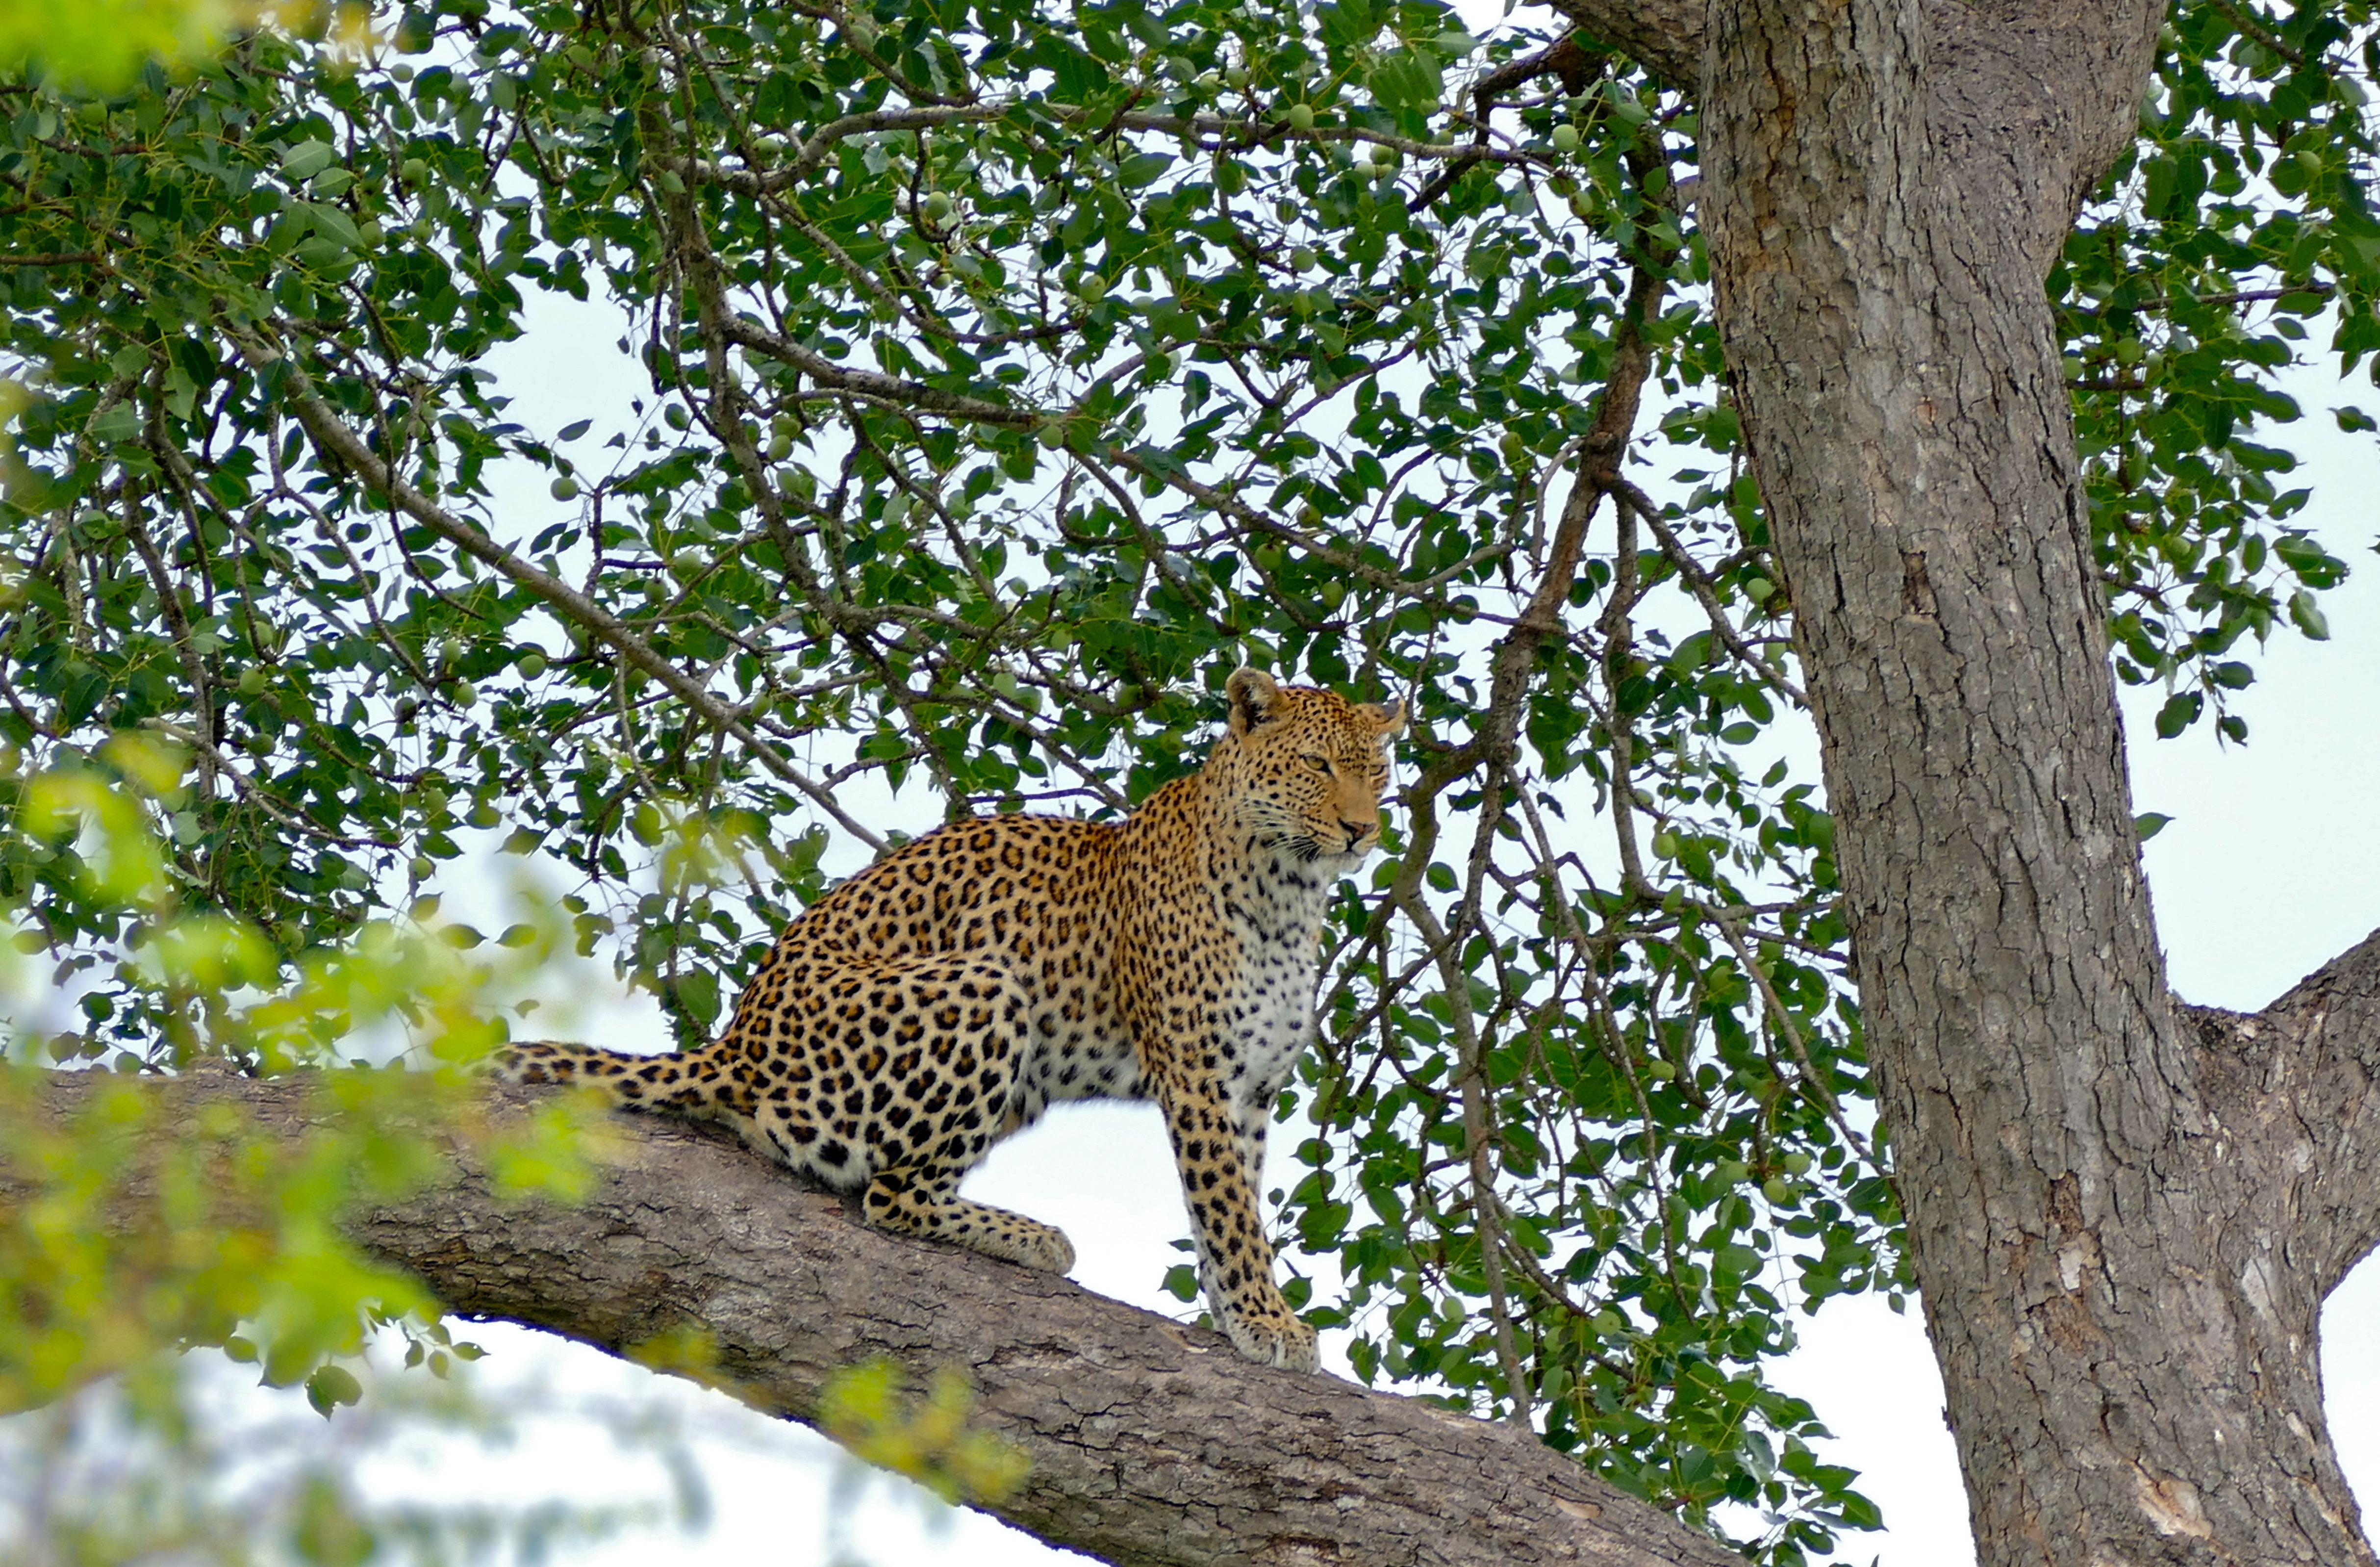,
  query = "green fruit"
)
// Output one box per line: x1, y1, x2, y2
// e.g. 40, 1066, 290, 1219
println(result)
922, 190, 954, 221
1550, 124, 1581, 153
1287, 103, 1316, 132
551, 475, 580, 501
